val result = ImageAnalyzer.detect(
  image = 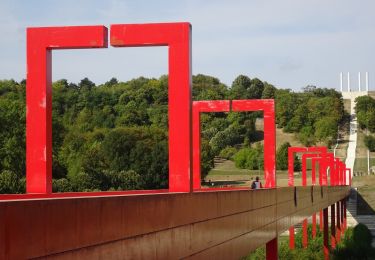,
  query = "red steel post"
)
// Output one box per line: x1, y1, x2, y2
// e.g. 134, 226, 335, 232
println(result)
331, 204, 336, 249
336, 201, 341, 243
312, 213, 317, 238
288, 147, 307, 249
26, 26, 108, 193
320, 210, 323, 231
192, 101, 230, 190
111, 23, 192, 192
323, 207, 329, 260
266, 238, 278, 260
